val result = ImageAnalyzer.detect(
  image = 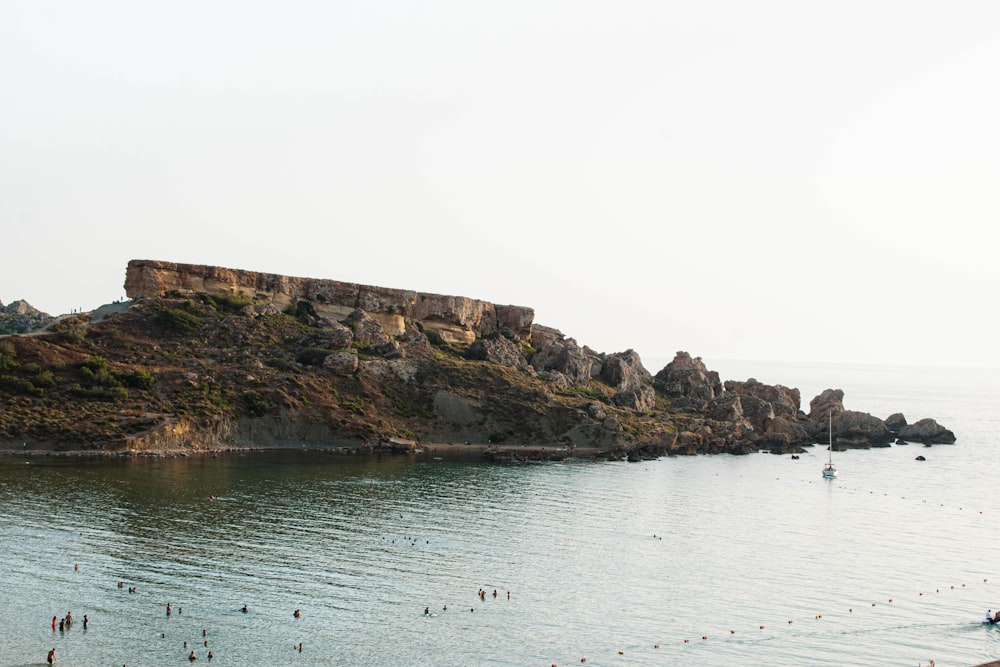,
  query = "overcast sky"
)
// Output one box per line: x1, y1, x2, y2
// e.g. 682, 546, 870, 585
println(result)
2, 1, 998, 370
